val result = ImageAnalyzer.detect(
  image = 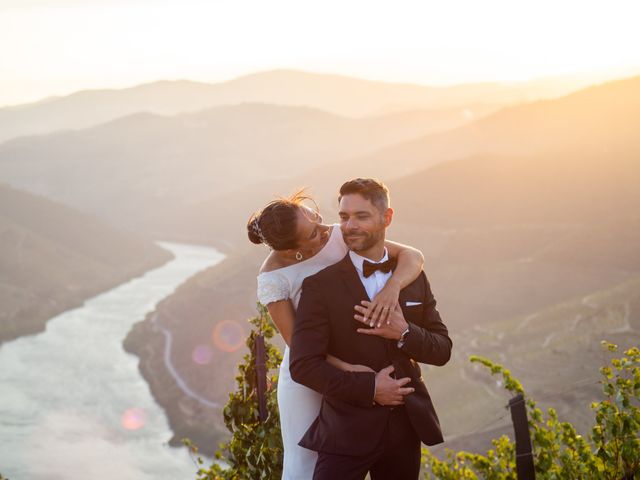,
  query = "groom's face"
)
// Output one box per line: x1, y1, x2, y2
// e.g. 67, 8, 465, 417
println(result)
338, 193, 390, 254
